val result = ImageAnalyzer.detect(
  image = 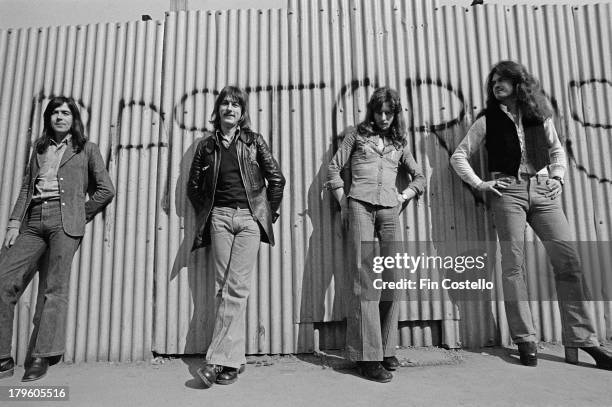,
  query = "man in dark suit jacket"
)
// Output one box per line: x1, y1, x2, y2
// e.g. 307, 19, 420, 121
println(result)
0, 96, 115, 382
